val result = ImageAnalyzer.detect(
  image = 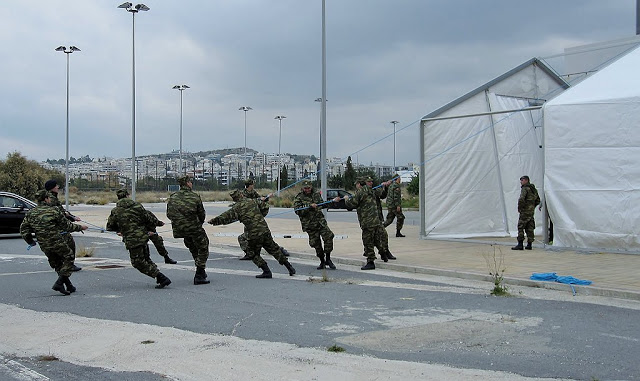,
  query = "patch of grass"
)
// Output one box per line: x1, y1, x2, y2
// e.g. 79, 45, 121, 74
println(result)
37, 355, 59, 361
483, 245, 510, 296
327, 344, 345, 353
76, 245, 96, 258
